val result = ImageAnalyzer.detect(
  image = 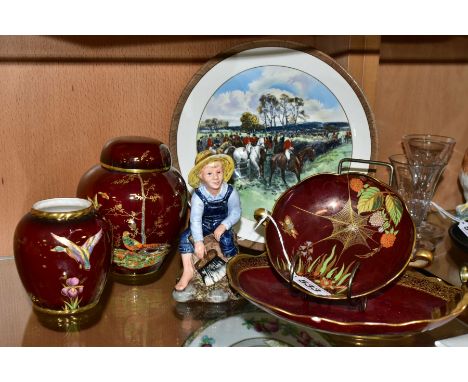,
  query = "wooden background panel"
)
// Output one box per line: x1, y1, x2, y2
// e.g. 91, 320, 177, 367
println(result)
0, 36, 372, 257
0, 35, 364, 62
0, 62, 197, 257
380, 35, 468, 63
374, 62, 468, 208
0, 35, 268, 62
